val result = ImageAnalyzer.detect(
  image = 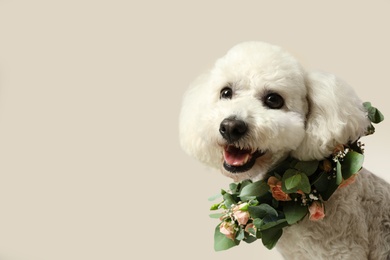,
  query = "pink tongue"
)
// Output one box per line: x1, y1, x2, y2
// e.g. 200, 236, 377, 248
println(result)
223, 147, 251, 166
